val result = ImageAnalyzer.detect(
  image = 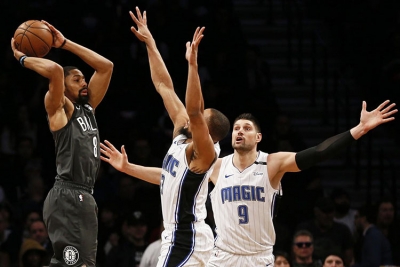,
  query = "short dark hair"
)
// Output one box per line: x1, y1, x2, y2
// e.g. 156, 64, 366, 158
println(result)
208, 108, 230, 142
358, 204, 377, 224
323, 250, 345, 264
233, 113, 261, 132
63, 66, 79, 78
292, 229, 314, 243
273, 250, 290, 261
